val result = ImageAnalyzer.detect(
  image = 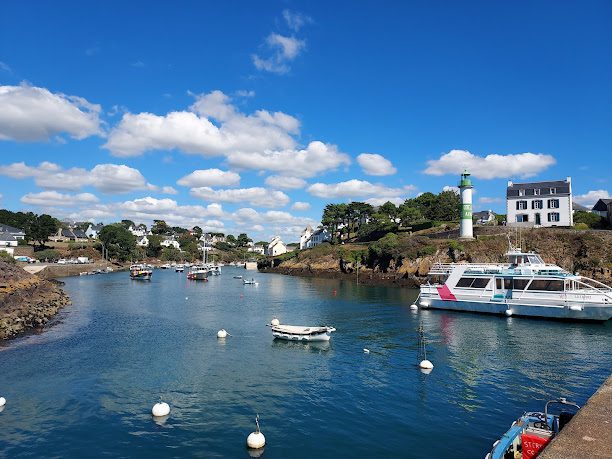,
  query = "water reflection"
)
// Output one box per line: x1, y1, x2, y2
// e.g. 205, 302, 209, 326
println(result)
0, 268, 609, 459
